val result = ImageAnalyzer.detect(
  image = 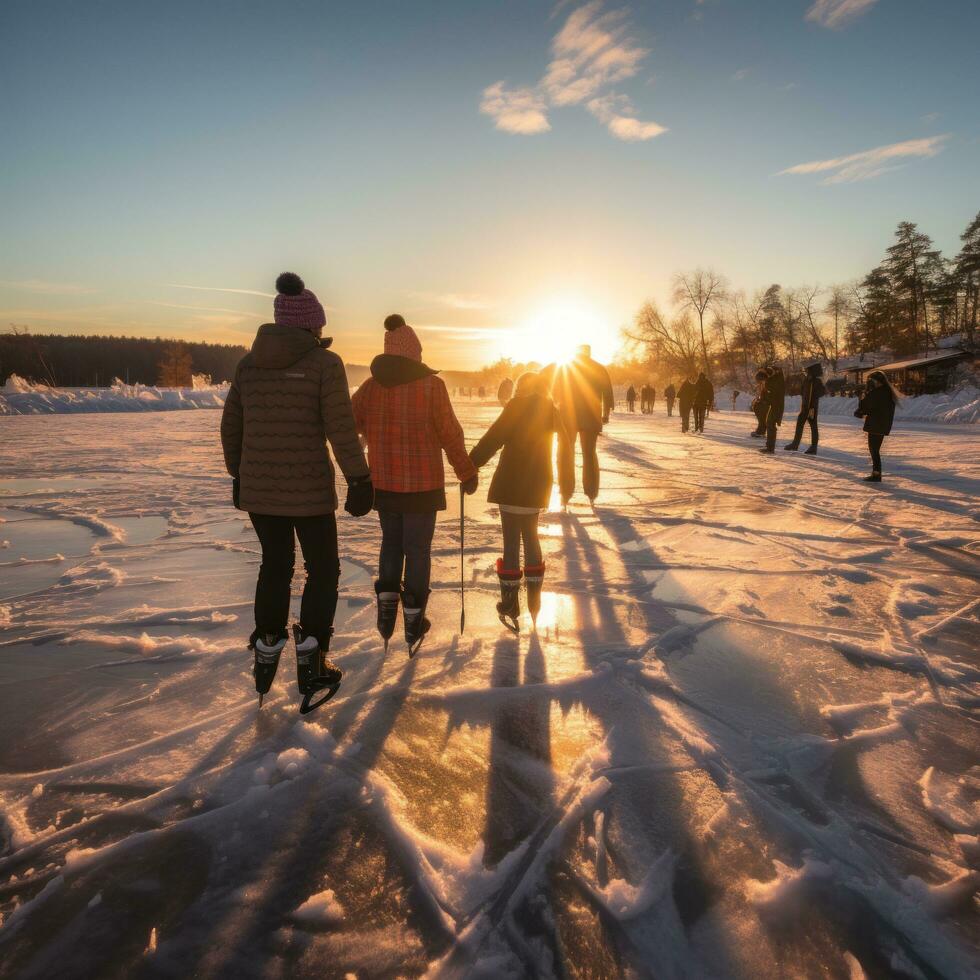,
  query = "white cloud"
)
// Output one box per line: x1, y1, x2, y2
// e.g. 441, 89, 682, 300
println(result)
587, 94, 667, 142
778, 135, 949, 184
481, 2, 665, 143
805, 0, 878, 30
480, 82, 551, 134
411, 292, 494, 311
732, 68, 750, 82
166, 283, 275, 298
